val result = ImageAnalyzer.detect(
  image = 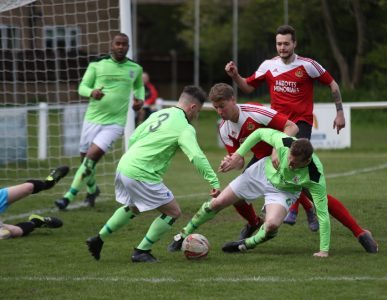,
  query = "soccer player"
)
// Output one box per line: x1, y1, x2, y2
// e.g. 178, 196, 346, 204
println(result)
86, 86, 221, 263
0, 166, 69, 239
169, 129, 331, 257
225, 25, 378, 253
206, 83, 316, 239
55, 33, 145, 210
